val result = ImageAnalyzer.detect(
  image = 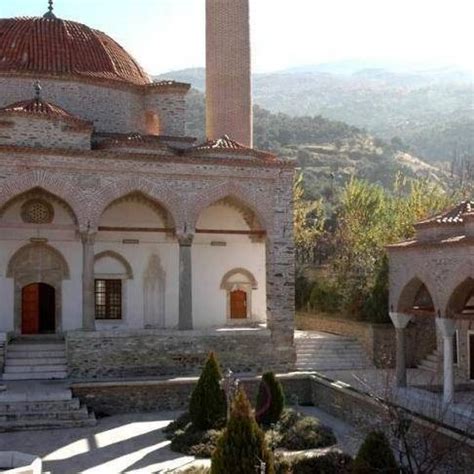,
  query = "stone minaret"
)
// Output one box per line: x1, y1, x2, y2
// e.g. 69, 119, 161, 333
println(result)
206, 0, 253, 147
